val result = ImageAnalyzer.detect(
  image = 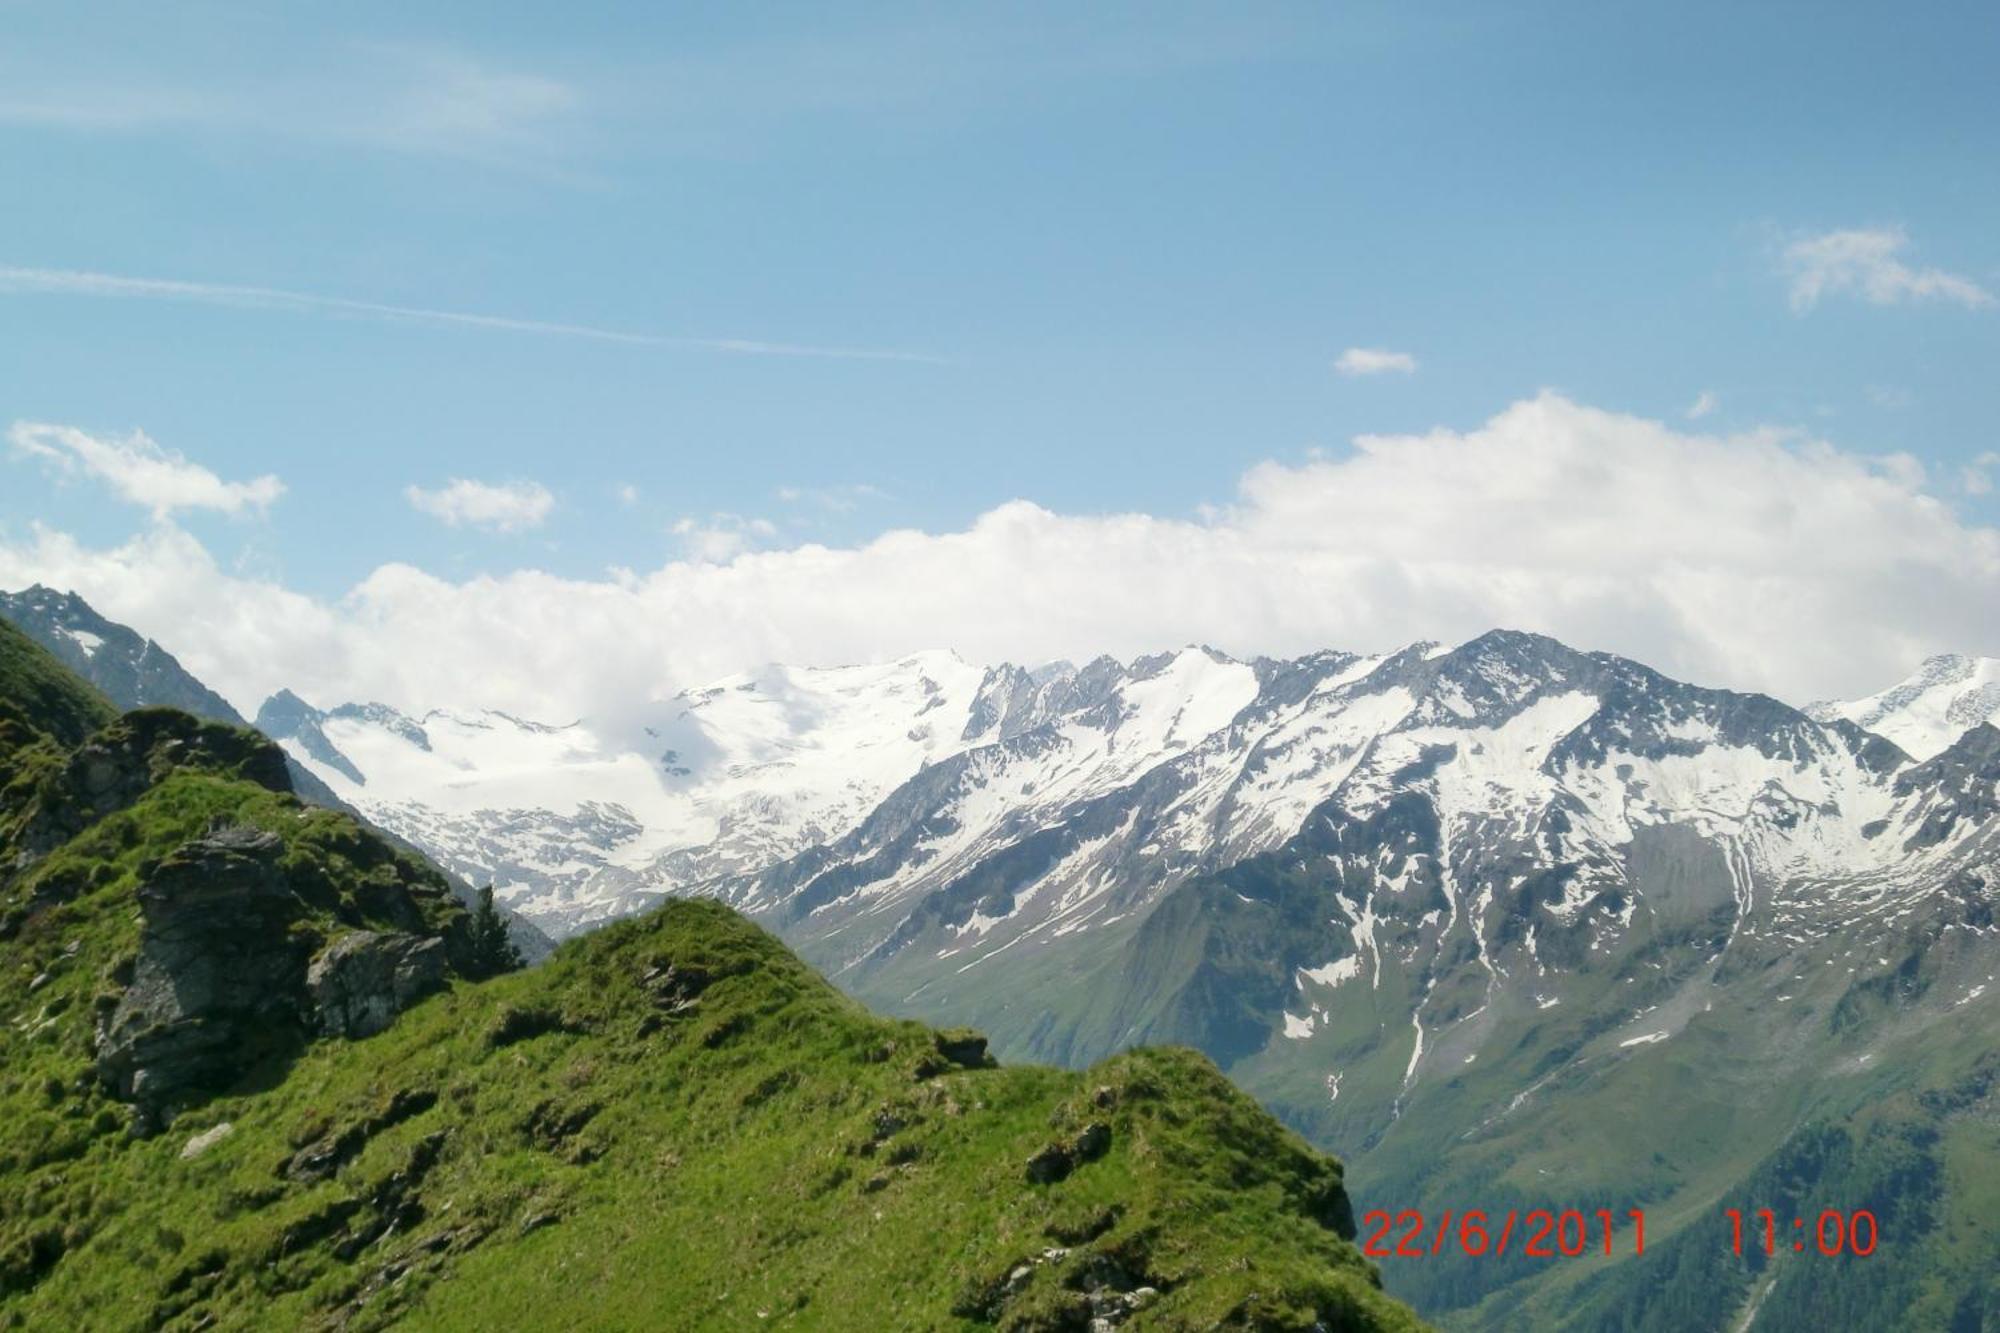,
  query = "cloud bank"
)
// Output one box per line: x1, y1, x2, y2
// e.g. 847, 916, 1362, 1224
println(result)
4, 395, 1996, 738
